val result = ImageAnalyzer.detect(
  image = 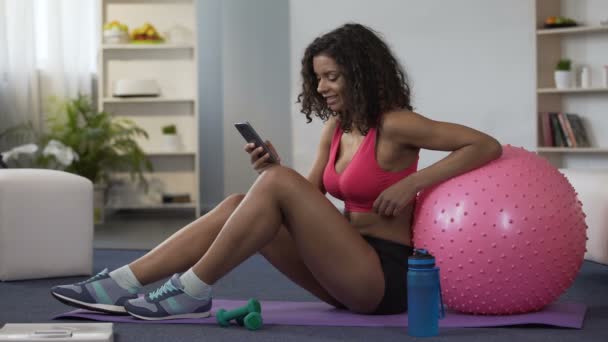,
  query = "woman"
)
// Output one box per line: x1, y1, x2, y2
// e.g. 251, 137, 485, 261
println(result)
51, 23, 501, 318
